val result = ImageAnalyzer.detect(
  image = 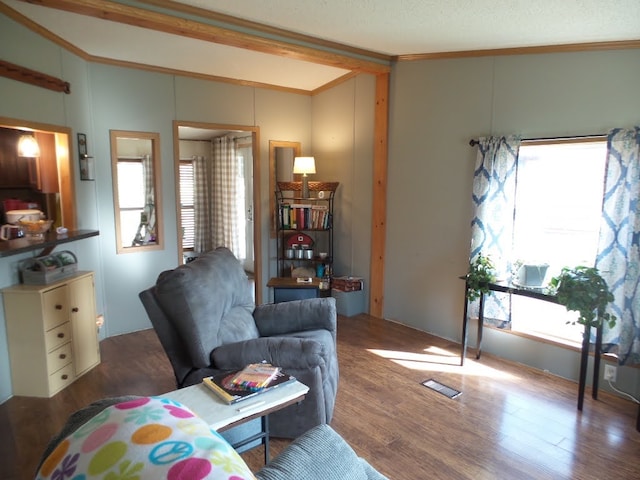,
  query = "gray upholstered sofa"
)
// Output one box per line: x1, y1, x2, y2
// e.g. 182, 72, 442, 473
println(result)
139, 247, 339, 439
36, 396, 389, 480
